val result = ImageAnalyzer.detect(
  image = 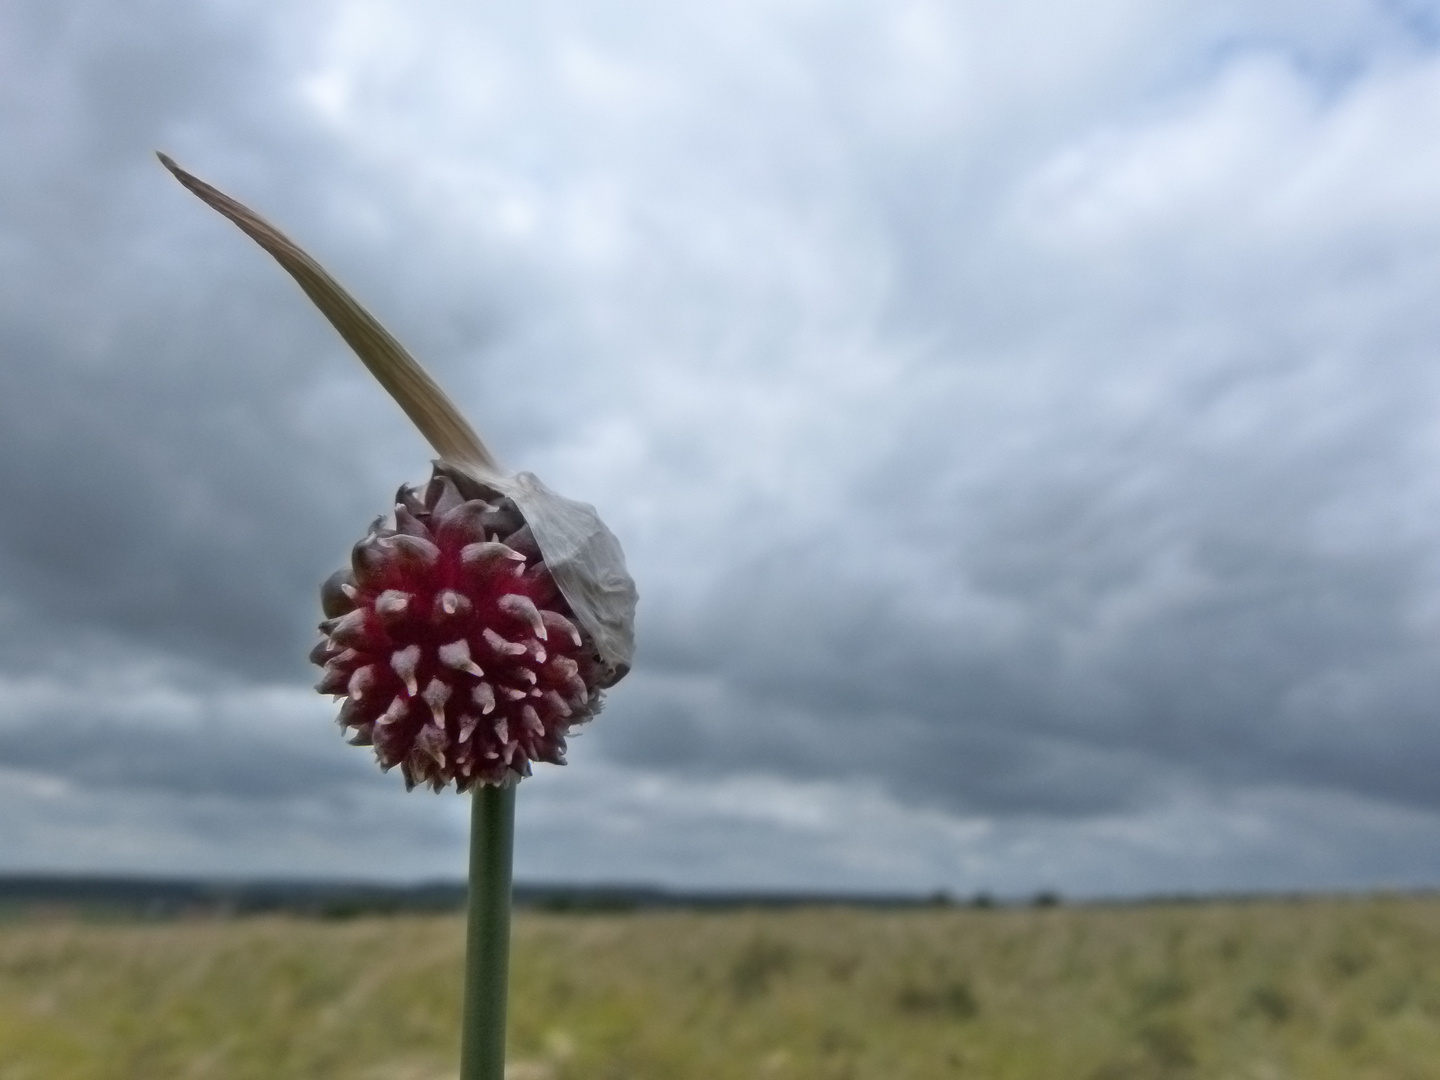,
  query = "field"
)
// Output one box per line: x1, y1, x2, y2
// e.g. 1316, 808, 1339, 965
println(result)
1, 896, 1439, 1080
